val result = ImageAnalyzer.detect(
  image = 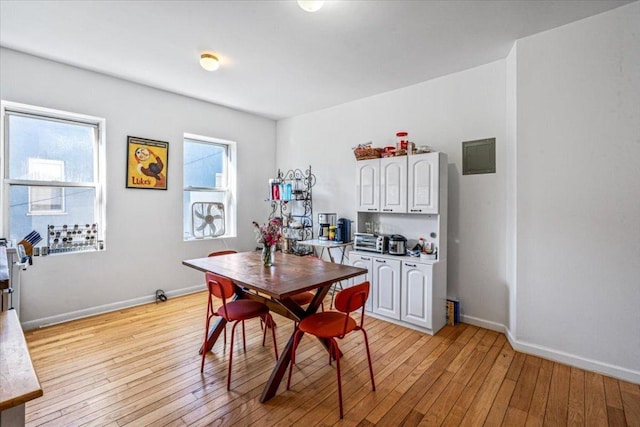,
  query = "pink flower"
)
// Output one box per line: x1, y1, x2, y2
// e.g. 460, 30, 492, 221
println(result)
253, 218, 282, 247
